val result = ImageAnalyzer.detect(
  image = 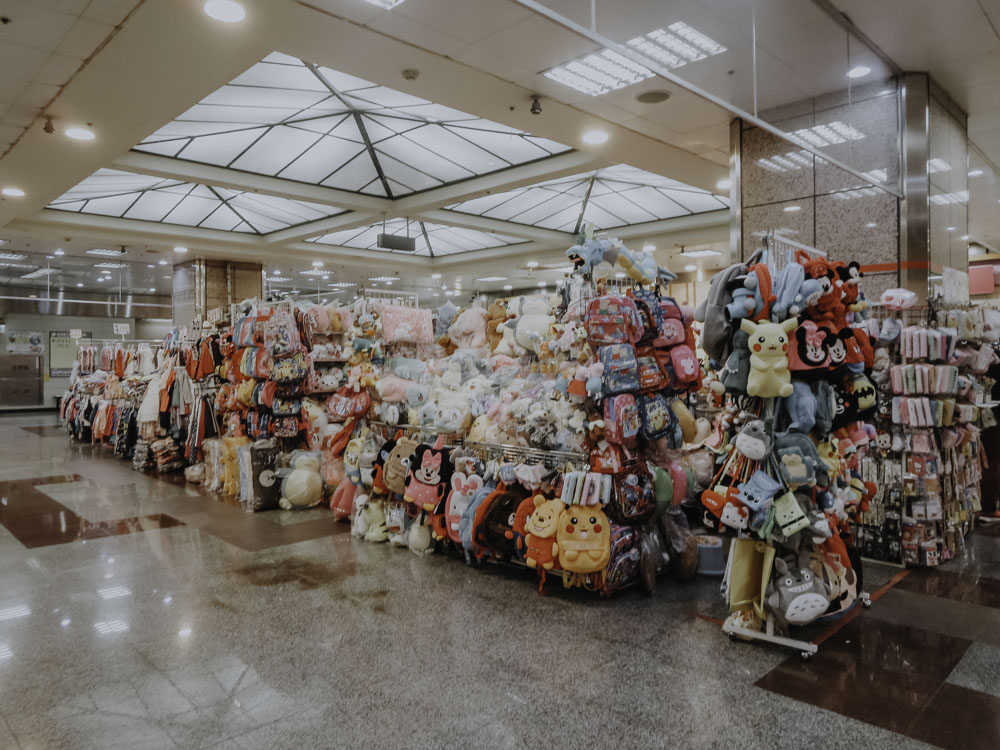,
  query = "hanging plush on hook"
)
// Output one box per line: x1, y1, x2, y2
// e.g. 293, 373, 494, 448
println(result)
566, 223, 677, 286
